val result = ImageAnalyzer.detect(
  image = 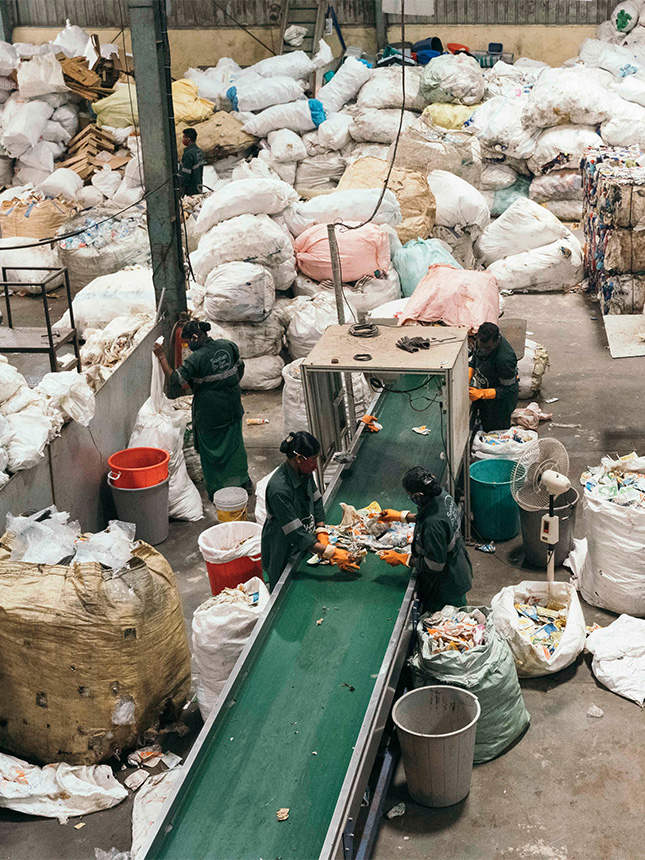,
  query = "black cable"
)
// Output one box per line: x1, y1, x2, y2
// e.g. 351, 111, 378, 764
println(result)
211, 0, 277, 56
349, 323, 379, 337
